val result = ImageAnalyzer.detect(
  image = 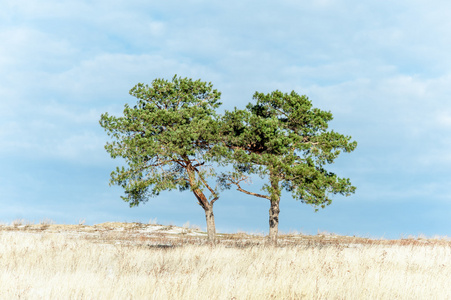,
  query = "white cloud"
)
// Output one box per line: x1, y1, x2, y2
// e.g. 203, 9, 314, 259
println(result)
0, 118, 109, 165
54, 131, 108, 163
0, 27, 77, 71
436, 111, 451, 127
39, 103, 101, 124
42, 53, 223, 104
